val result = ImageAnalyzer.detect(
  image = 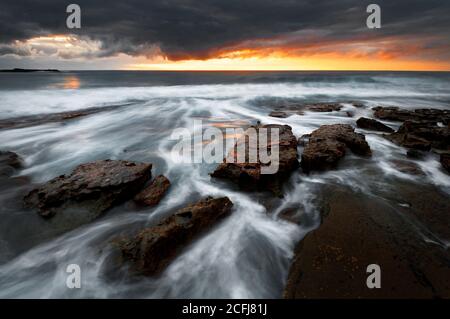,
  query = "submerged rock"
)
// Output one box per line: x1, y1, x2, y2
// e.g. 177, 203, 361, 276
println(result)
211, 124, 299, 195
356, 117, 394, 133
134, 175, 171, 206
390, 160, 425, 176
301, 124, 371, 172
0, 151, 22, 177
119, 196, 233, 276
24, 160, 152, 219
